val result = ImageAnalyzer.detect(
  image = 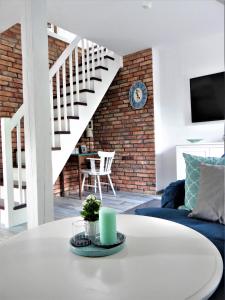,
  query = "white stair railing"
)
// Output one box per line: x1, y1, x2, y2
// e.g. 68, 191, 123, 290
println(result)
0, 32, 117, 227
1, 105, 25, 226
49, 36, 109, 148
